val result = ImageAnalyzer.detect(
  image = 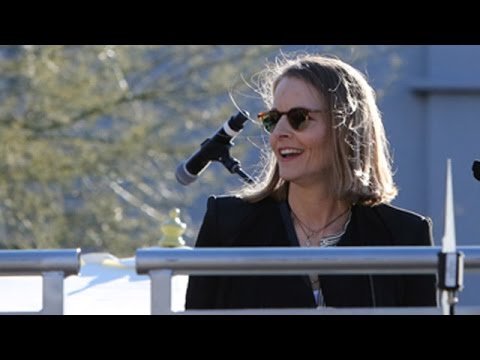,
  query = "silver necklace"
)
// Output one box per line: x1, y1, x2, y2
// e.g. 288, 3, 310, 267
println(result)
292, 208, 351, 247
